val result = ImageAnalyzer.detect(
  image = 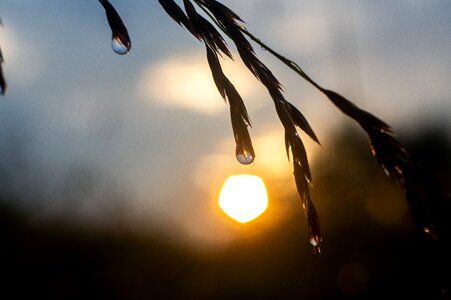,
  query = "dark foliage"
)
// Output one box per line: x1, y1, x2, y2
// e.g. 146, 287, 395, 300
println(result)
1, 128, 449, 299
